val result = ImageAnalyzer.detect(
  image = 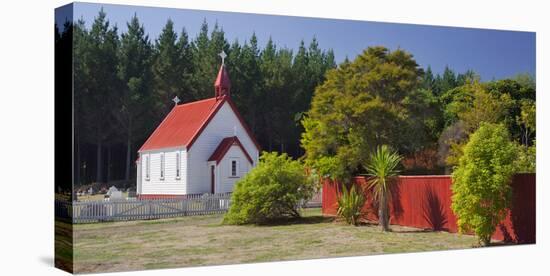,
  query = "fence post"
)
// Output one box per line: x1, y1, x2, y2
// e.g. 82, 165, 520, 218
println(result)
113, 201, 118, 220
148, 200, 152, 220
